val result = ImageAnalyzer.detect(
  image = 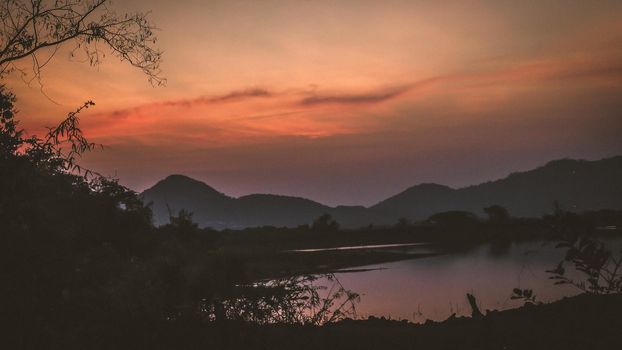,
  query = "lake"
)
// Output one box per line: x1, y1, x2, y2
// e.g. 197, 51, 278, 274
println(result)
320, 237, 622, 322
